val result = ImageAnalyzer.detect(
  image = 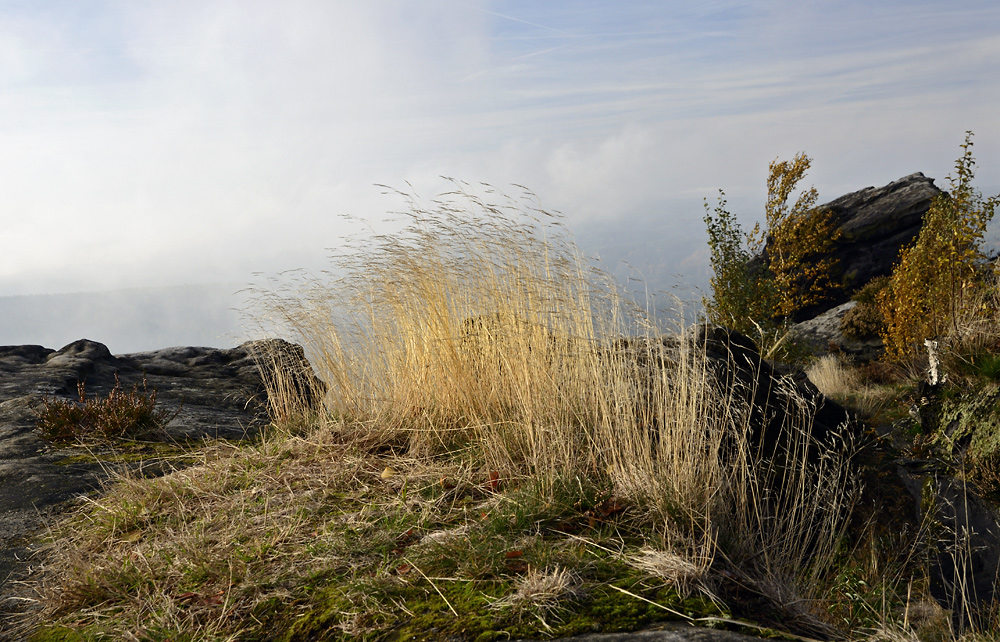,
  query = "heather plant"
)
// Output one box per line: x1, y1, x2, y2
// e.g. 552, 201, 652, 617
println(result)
36, 373, 169, 443
878, 132, 999, 359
